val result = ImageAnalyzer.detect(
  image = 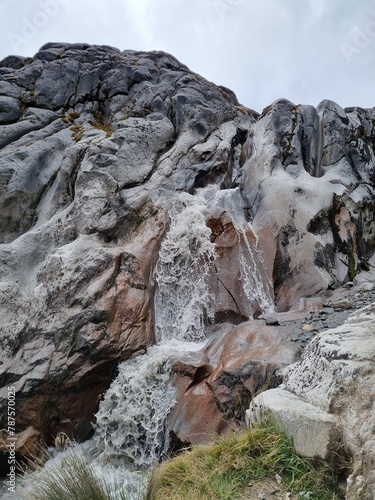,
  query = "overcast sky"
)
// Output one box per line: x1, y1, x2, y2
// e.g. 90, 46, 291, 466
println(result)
0, 0, 374, 112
